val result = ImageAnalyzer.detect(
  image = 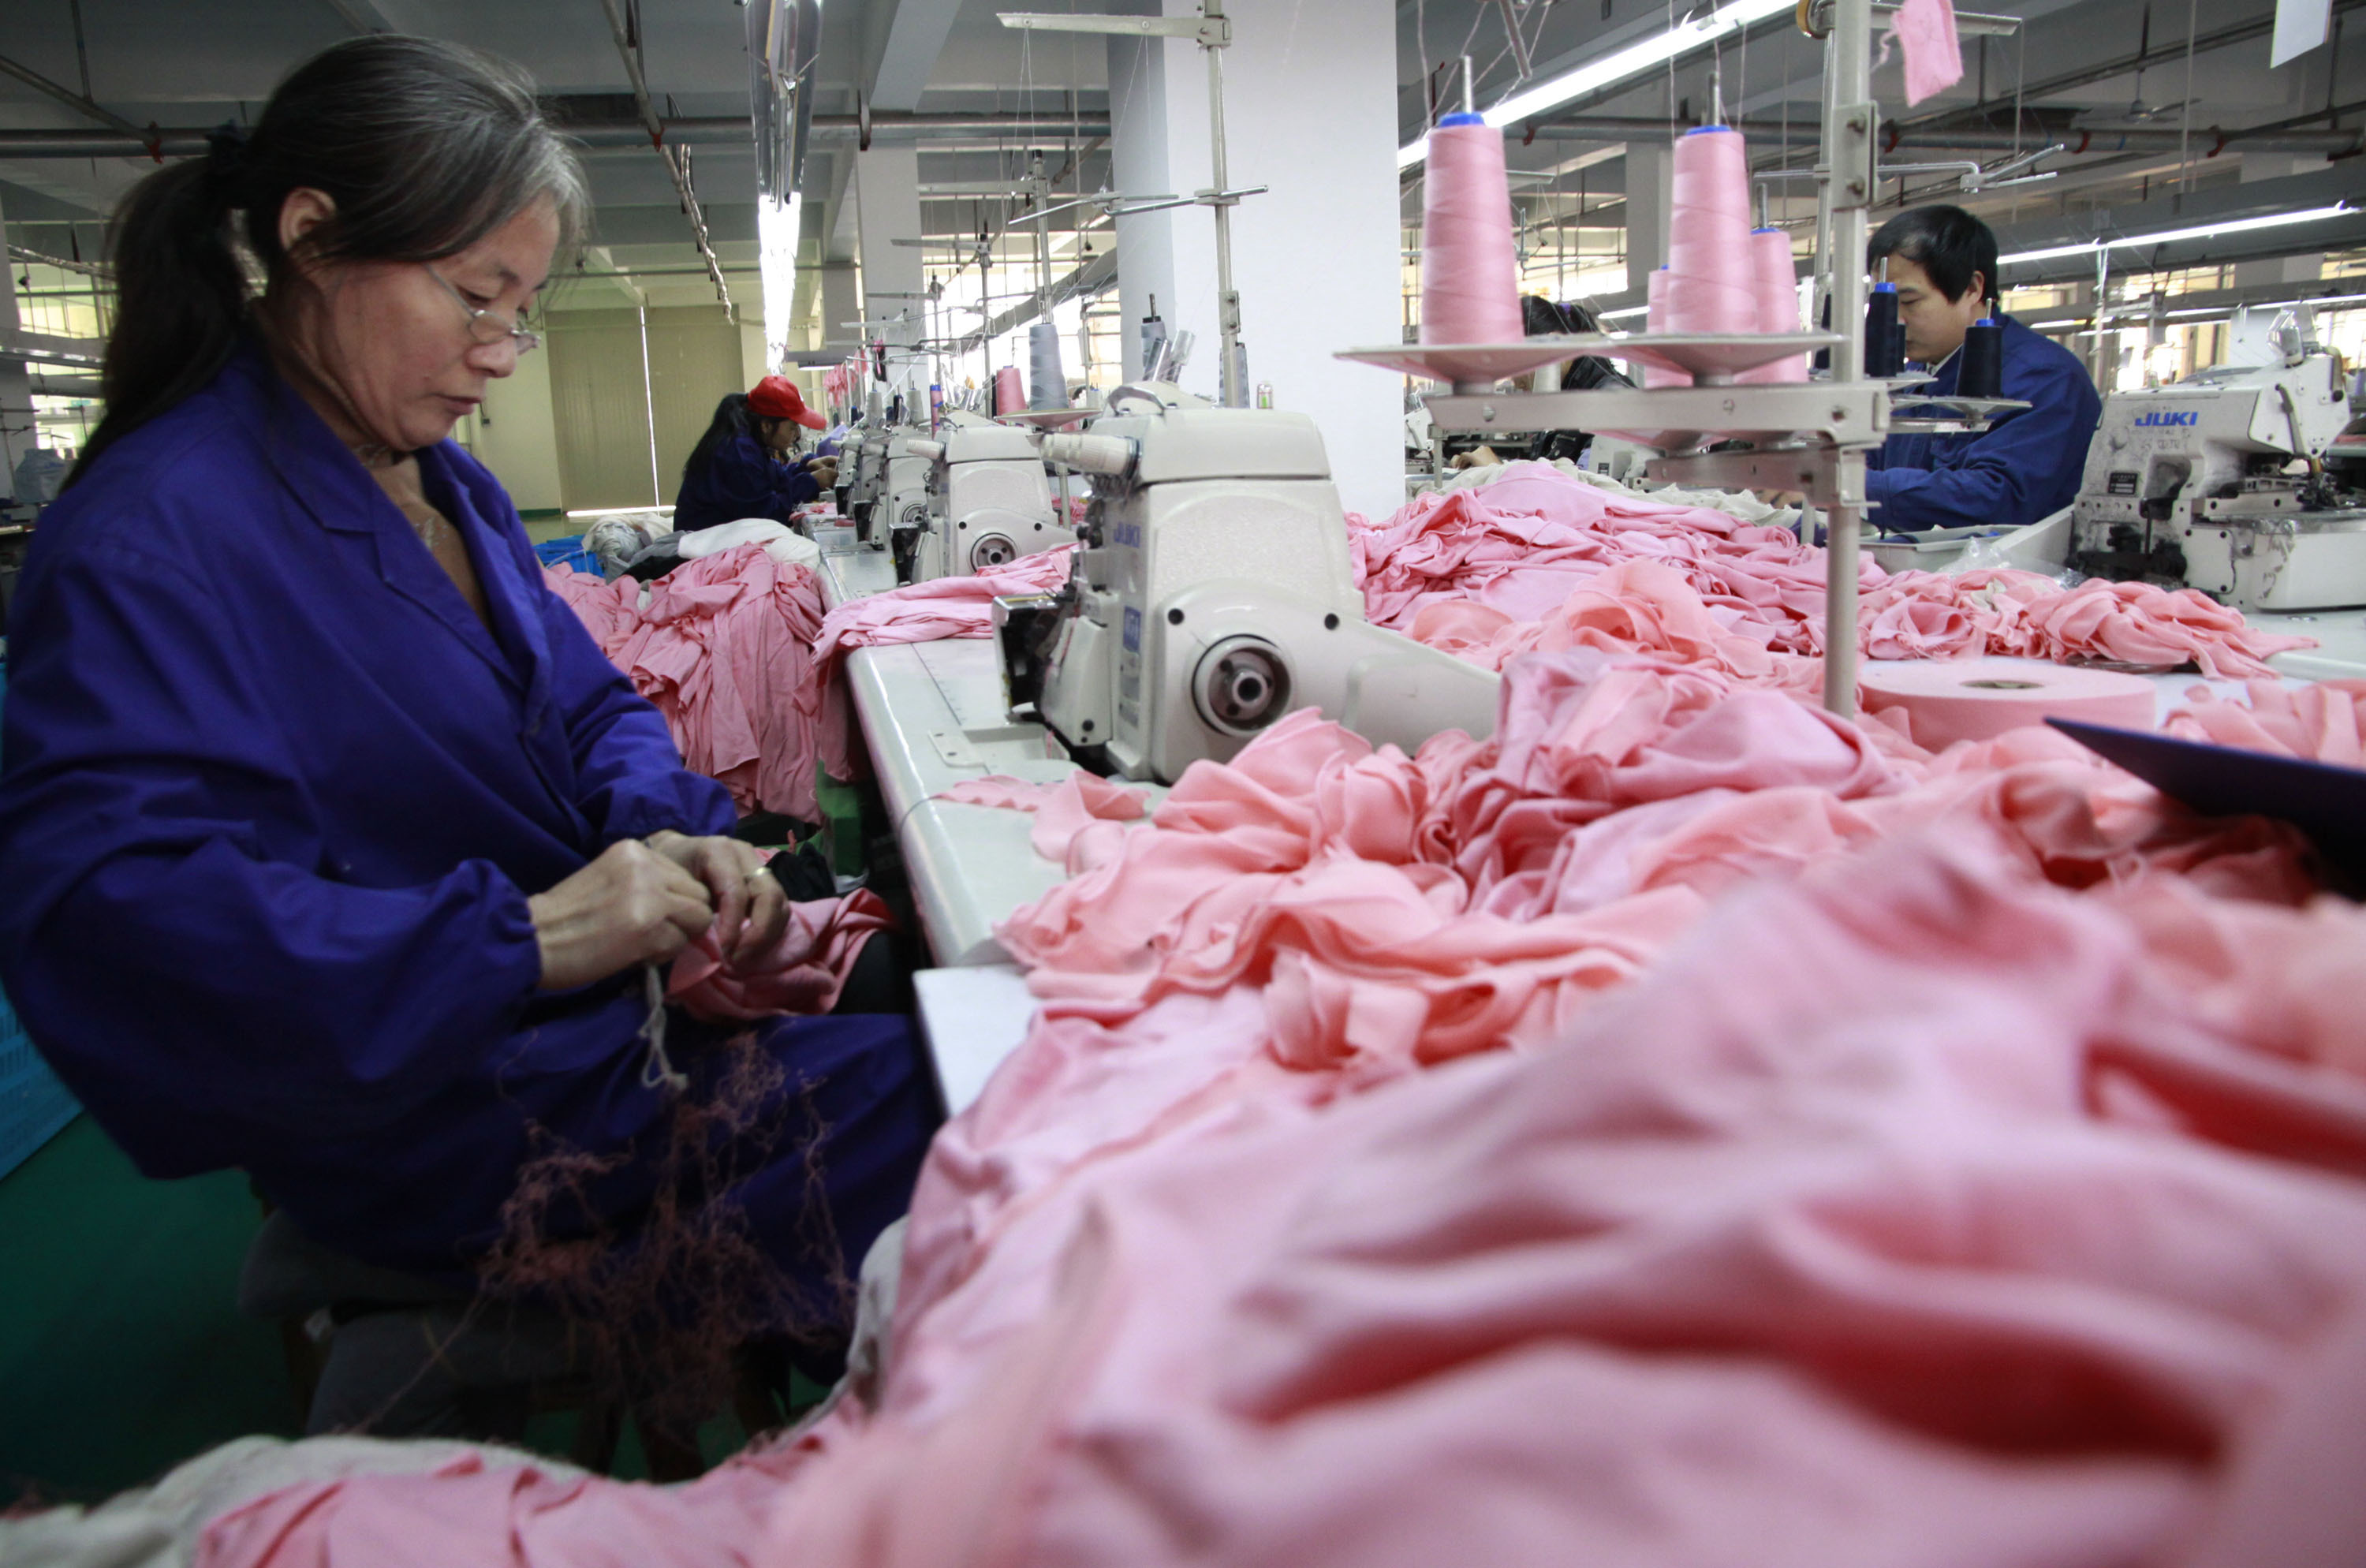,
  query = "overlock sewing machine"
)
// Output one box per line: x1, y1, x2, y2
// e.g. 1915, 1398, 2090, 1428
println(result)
2072, 315, 2366, 610
900, 413, 1070, 583
993, 383, 1501, 783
